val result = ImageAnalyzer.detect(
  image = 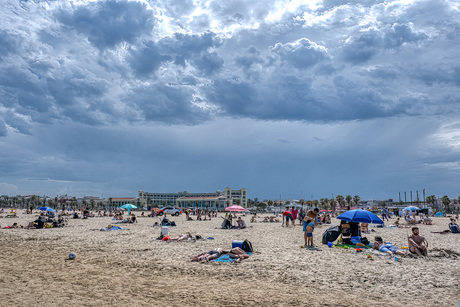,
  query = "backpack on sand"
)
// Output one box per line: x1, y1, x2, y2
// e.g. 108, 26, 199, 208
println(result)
242, 239, 253, 252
